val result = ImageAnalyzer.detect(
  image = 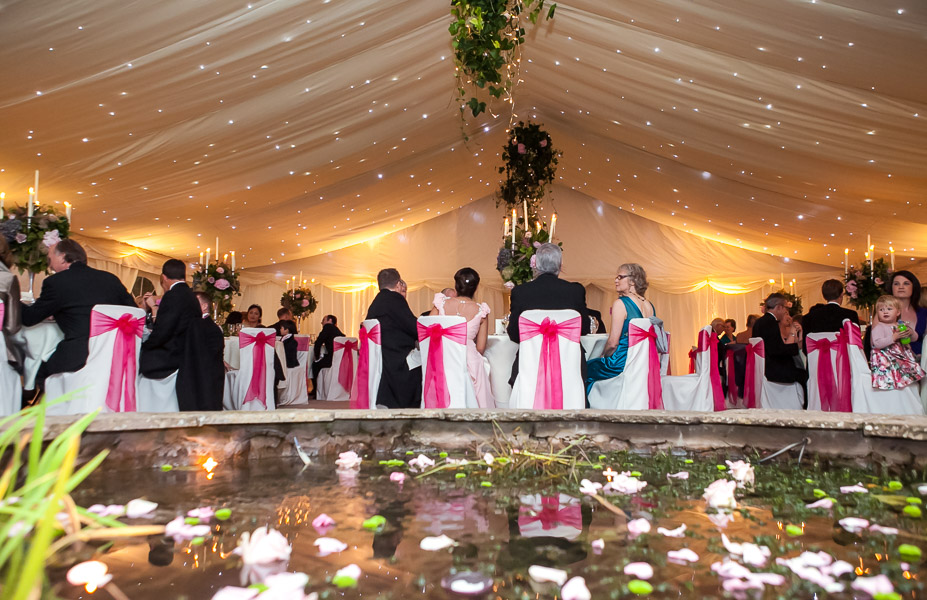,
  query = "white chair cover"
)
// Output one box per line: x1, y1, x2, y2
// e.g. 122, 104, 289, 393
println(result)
46, 305, 146, 415
349, 319, 382, 409
0, 300, 21, 417
222, 370, 237, 410
838, 320, 924, 415
806, 332, 843, 412
277, 335, 310, 406
230, 327, 276, 411
417, 316, 469, 409
747, 337, 804, 410
661, 326, 718, 411
318, 336, 359, 401
589, 318, 665, 410
137, 370, 180, 412
510, 310, 584, 410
